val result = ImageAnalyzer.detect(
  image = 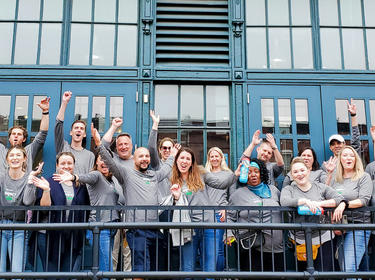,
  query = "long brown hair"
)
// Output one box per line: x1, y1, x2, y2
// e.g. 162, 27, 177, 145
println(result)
170, 147, 204, 192
6, 145, 27, 171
